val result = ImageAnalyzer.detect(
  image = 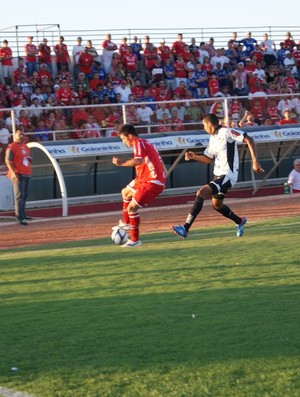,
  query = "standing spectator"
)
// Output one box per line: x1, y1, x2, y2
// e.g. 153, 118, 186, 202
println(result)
260, 33, 276, 67
112, 123, 166, 247
287, 159, 300, 193
204, 37, 217, 59
38, 38, 52, 74
130, 36, 142, 66
157, 39, 173, 65
171, 113, 264, 239
283, 51, 298, 76
208, 73, 220, 97
172, 33, 186, 60
123, 46, 138, 78
5, 129, 32, 225
72, 37, 85, 79
0, 40, 13, 85
174, 54, 188, 87
86, 40, 98, 60
239, 32, 257, 56
102, 33, 118, 74
24, 36, 38, 76
78, 47, 94, 79
119, 37, 129, 61
283, 32, 296, 53
250, 43, 264, 64
54, 36, 70, 73
163, 58, 176, 93
277, 42, 287, 66
196, 42, 209, 64
194, 62, 209, 96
